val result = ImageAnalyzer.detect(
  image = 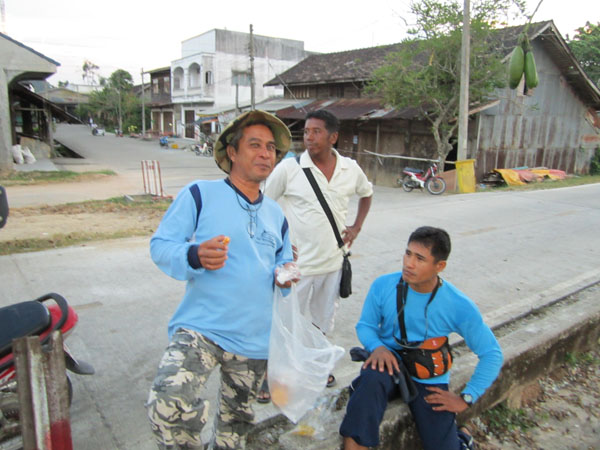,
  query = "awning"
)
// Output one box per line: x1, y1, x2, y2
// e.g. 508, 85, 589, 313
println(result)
195, 115, 218, 124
